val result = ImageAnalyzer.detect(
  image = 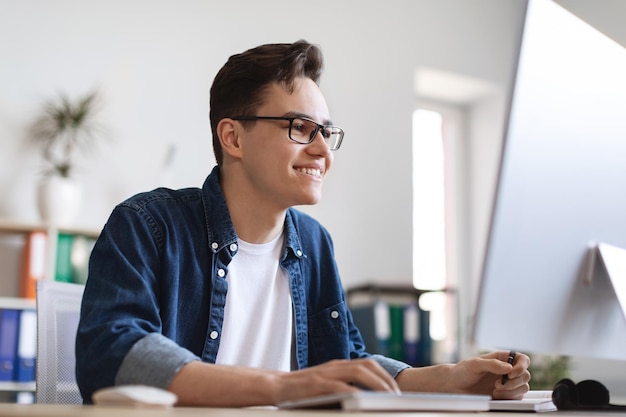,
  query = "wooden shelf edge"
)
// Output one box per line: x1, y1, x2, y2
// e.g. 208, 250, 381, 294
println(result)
0, 381, 36, 392
0, 297, 36, 310
0, 218, 101, 238
347, 283, 456, 297
0, 219, 47, 234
